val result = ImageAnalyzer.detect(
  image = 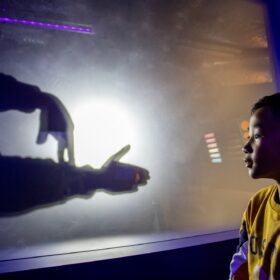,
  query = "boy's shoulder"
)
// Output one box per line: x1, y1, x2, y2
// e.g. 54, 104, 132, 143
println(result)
248, 184, 277, 209
244, 185, 277, 225
251, 185, 276, 201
